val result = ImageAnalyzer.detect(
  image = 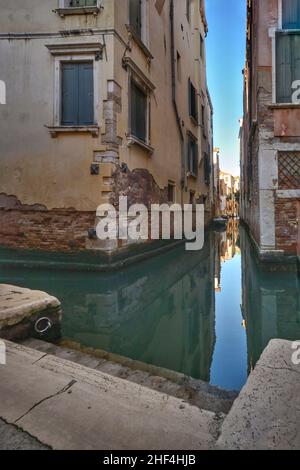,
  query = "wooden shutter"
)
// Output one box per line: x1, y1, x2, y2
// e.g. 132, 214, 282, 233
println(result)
292, 33, 300, 87
130, 0, 142, 38
276, 32, 300, 103
71, 0, 97, 6
276, 33, 293, 103
61, 63, 78, 126
282, 0, 300, 29
131, 81, 147, 141
78, 62, 94, 125
187, 135, 198, 176
188, 79, 198, 121
61, 62, 93, 126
